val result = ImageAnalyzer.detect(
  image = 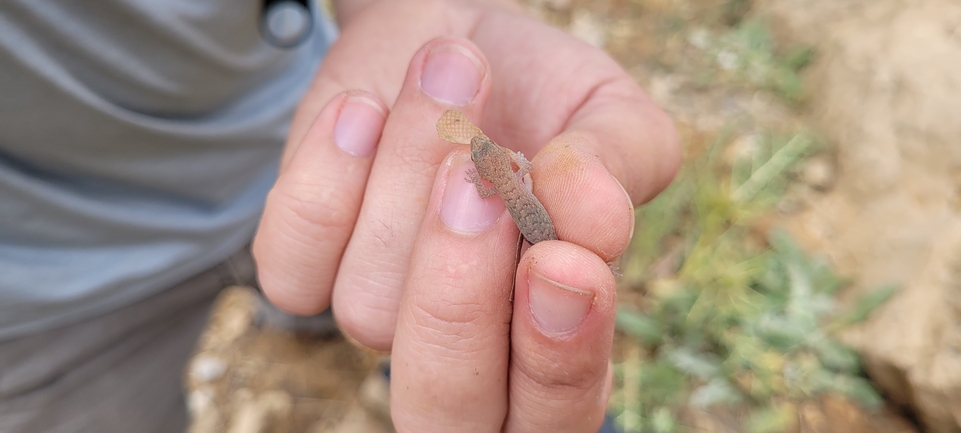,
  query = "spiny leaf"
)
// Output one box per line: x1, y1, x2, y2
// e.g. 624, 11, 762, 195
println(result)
809, 338, 861, 374
689, 378, 744, 408
663, 347, 722, 379
832, 284, 899, 328
731, 133, 812, 203
831, 376, 884, 410
617, 306, 664, 345
782, 46, 814, 71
